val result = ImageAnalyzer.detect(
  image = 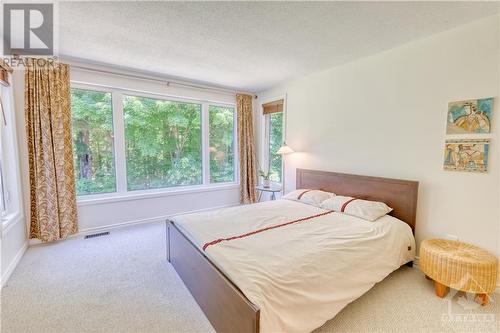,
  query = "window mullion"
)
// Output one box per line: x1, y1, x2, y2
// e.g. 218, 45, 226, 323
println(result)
202, 103, 210, 185
112, 91, 127, 193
